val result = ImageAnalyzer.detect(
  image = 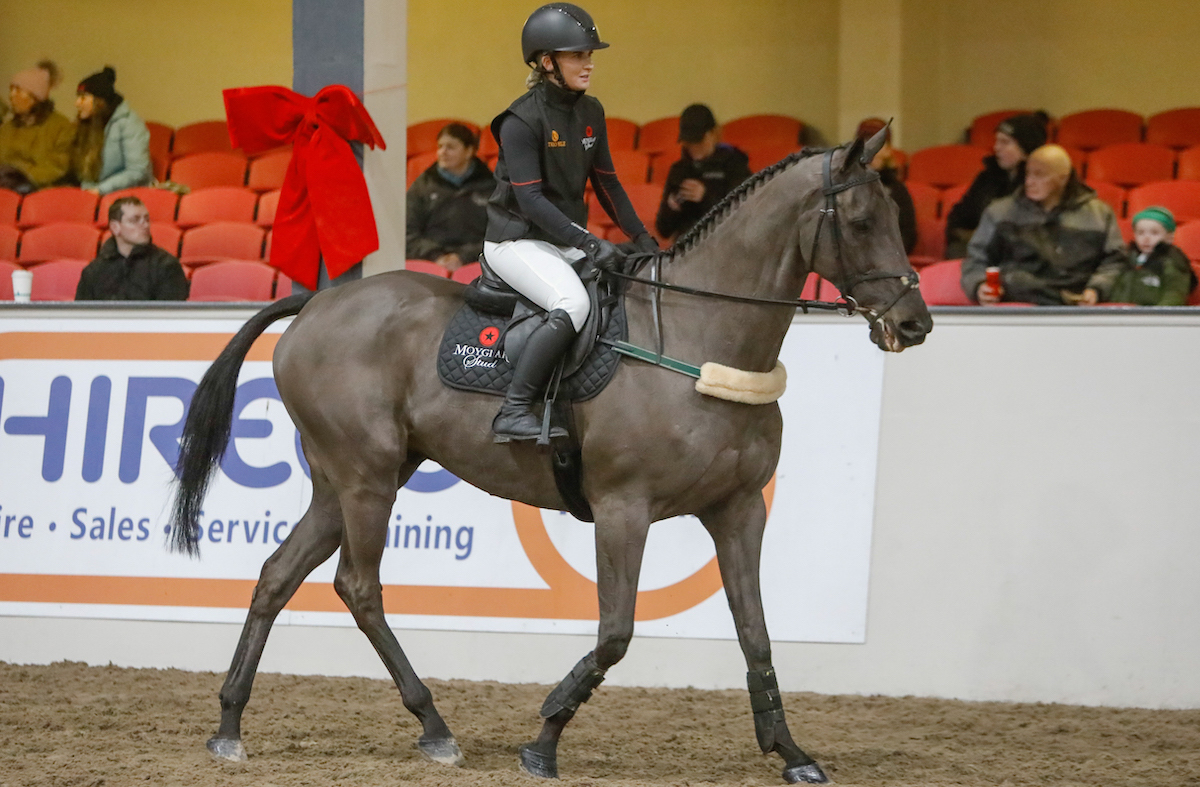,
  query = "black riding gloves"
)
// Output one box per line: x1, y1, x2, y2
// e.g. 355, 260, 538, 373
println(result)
631, 233, 659, 254
581, 235, 625, 272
